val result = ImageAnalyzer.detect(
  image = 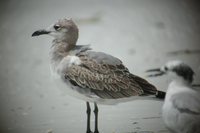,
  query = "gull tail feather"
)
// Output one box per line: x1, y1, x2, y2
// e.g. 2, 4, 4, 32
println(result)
130, 74, 165, 99
155, 90, 166, 99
